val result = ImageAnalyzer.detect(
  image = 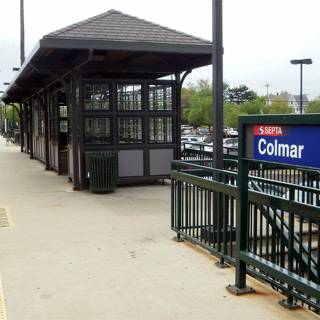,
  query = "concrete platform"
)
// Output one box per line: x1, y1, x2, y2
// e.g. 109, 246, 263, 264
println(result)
0, 136, 318, 320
